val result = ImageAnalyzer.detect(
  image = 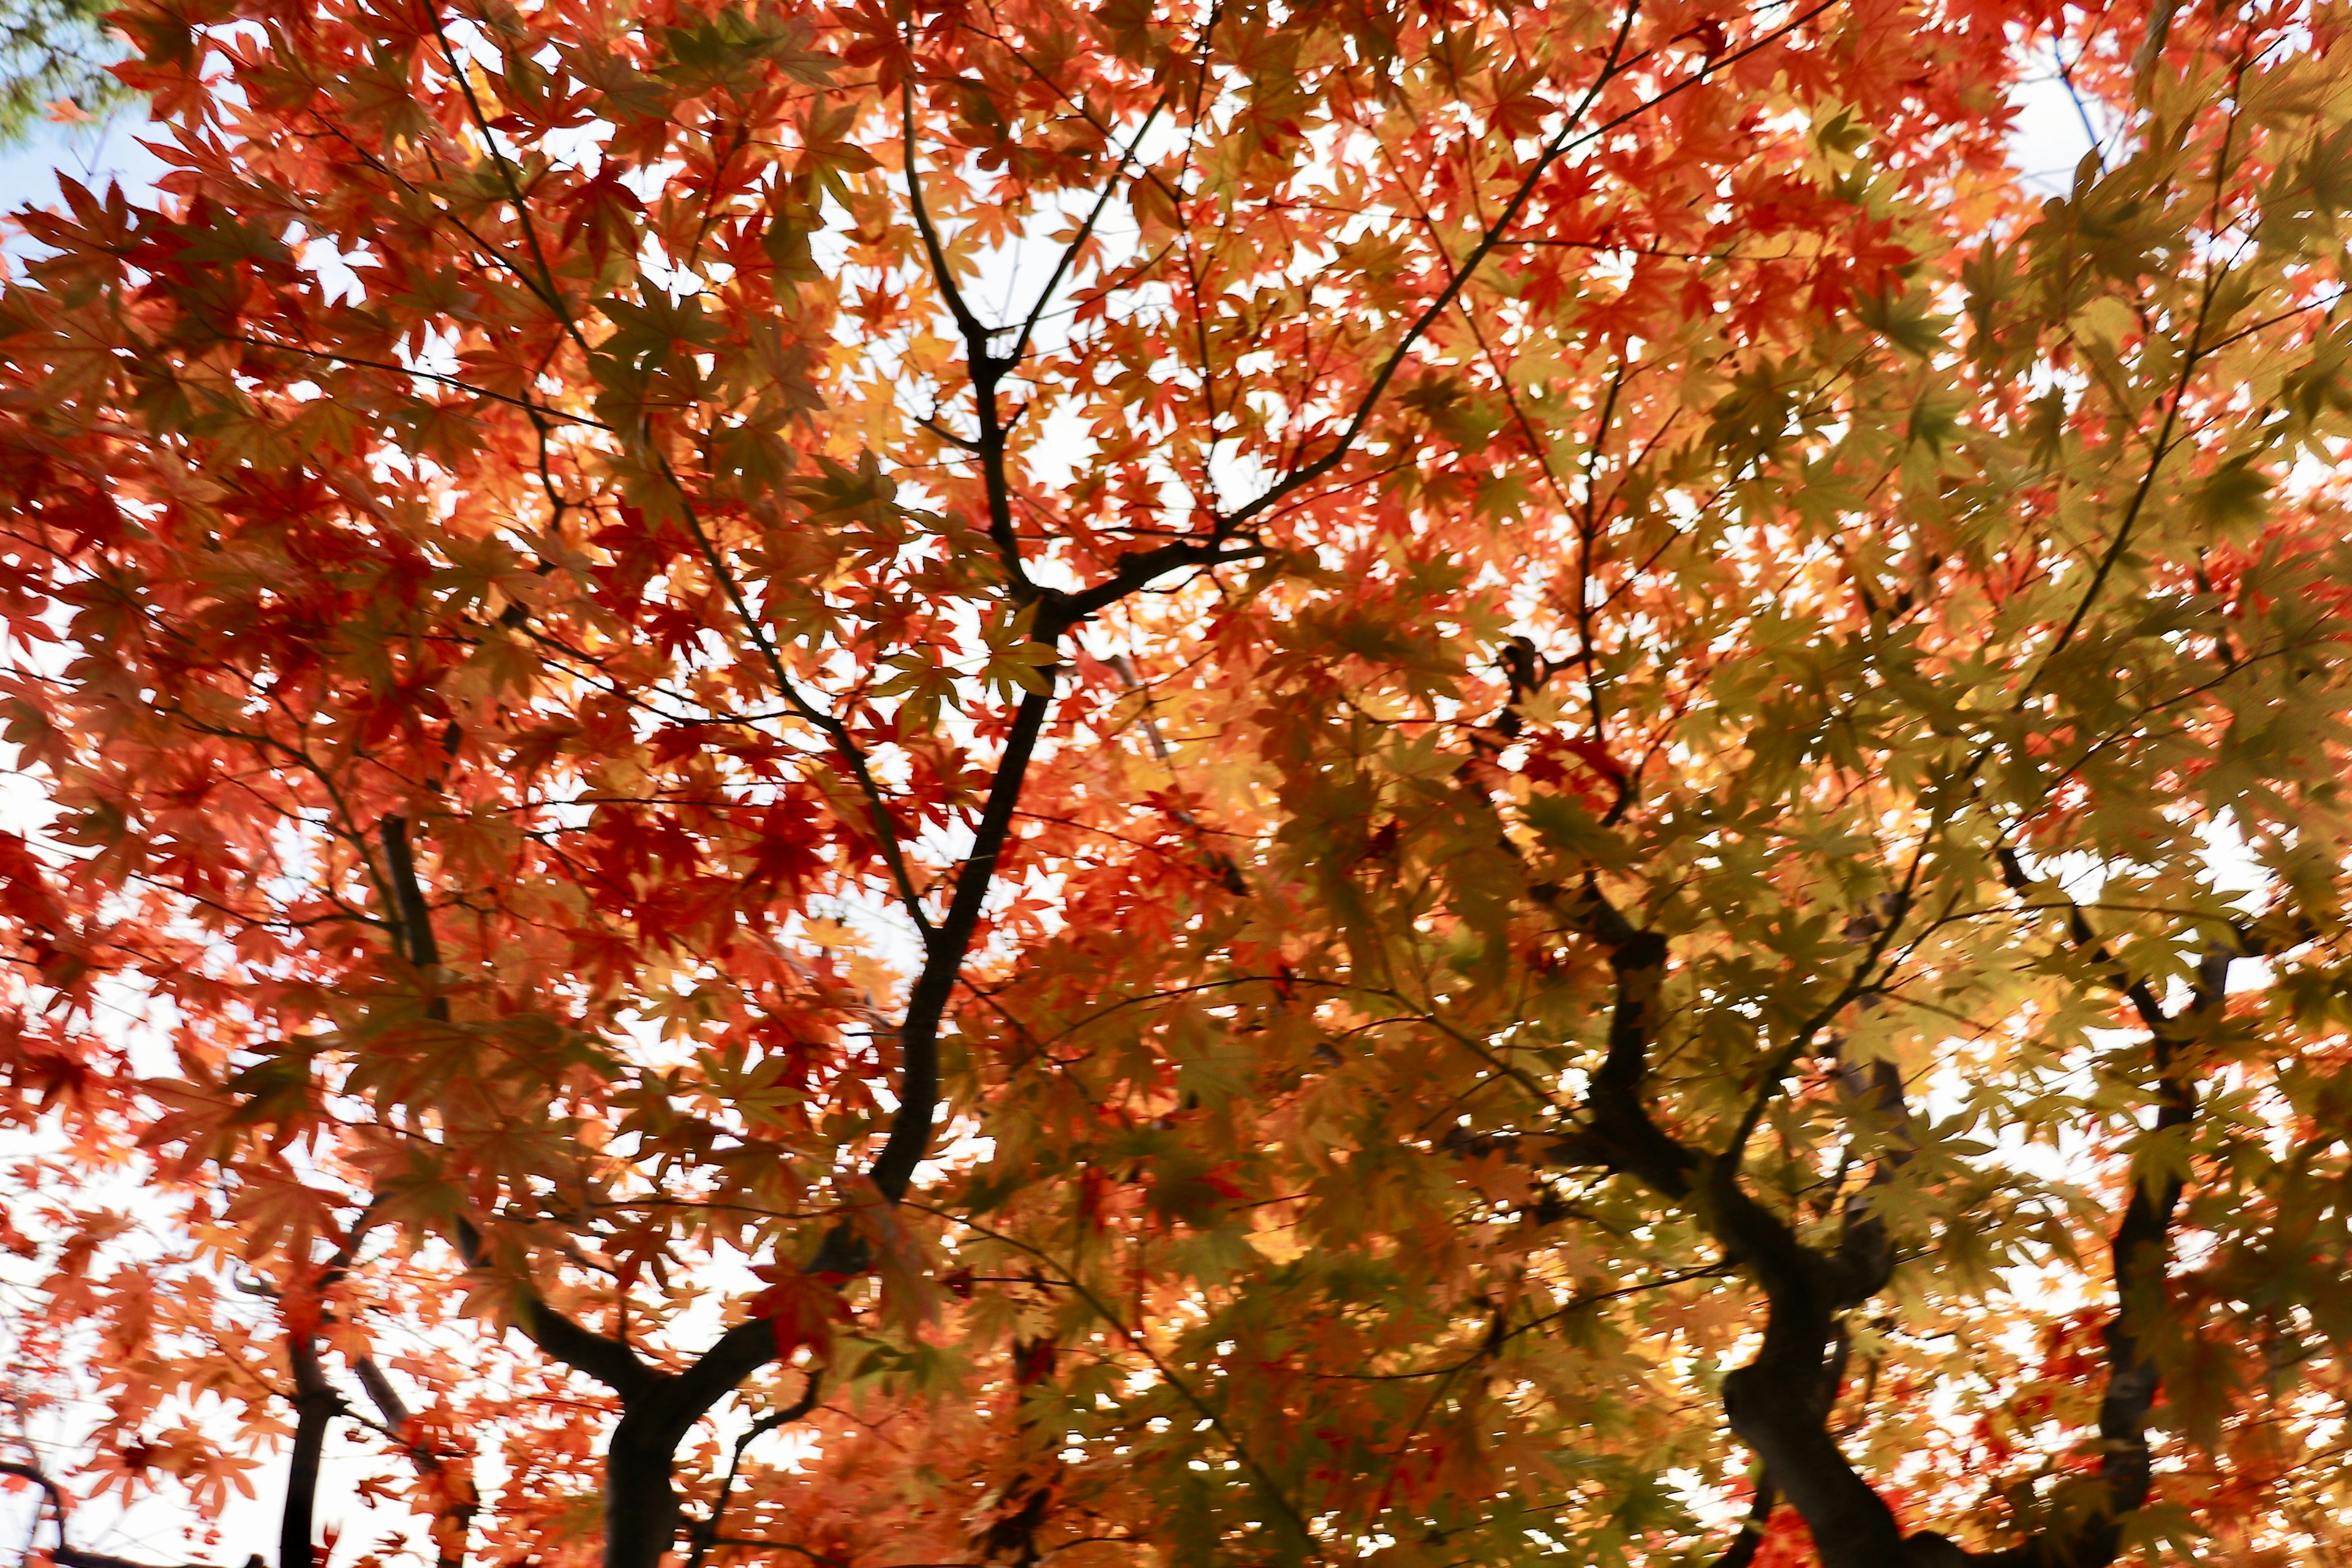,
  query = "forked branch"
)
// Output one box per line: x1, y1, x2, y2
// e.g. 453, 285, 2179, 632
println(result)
1734, 862, 2252, 1567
